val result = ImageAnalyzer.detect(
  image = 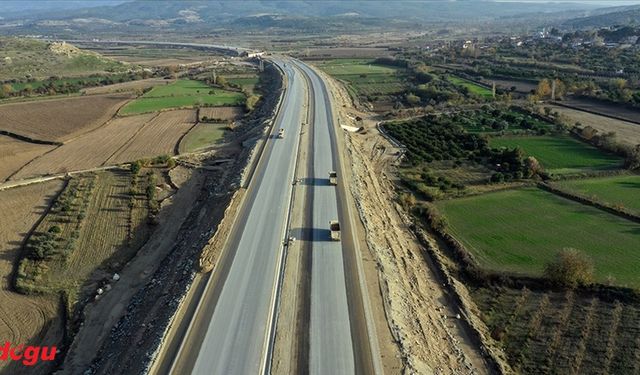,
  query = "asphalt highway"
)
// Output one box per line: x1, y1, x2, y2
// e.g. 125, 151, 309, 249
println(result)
293, 61, 356, 375
177, 58, 304, 375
